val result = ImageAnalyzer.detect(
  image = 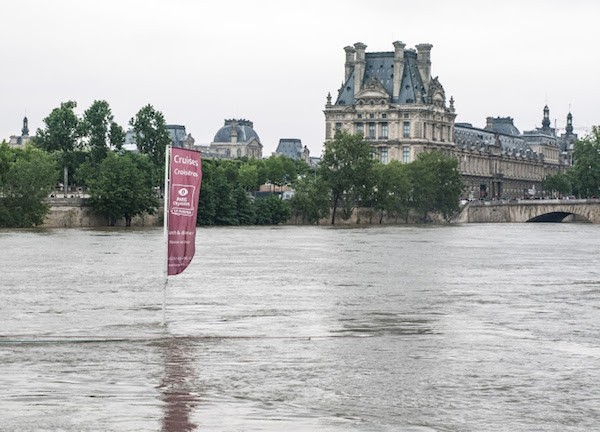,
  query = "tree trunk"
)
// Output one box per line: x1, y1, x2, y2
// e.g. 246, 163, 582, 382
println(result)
331, 193, 338, 225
